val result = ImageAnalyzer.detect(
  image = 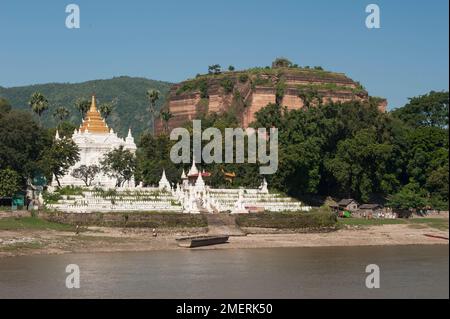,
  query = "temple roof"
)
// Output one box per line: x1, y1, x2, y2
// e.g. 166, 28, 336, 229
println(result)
79, 95, 110, 134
